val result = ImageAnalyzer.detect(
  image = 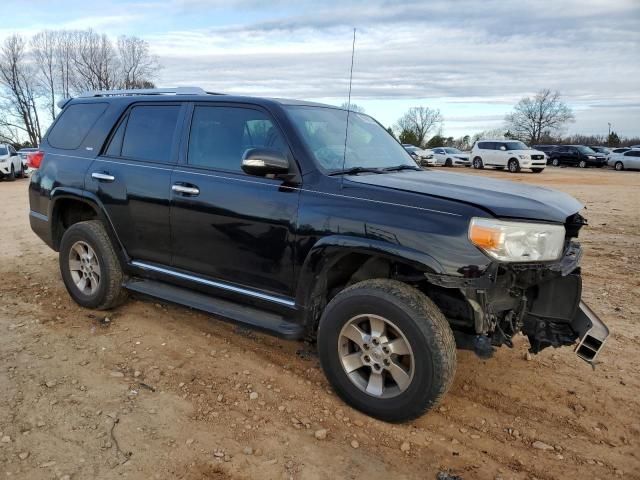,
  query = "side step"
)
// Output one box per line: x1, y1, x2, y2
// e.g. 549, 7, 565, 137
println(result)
124, 278, 304, 340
